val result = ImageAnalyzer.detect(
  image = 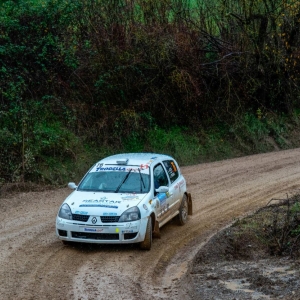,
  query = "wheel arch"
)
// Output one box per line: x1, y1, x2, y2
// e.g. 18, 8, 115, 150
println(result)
150, 212, 161, 238
149, 212, 156, 231
185, 192, 193, 215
